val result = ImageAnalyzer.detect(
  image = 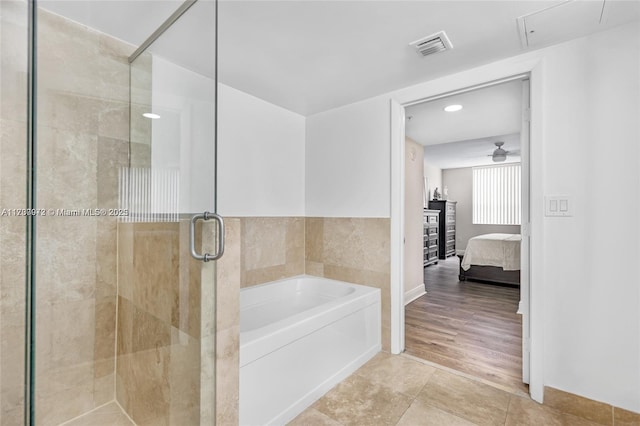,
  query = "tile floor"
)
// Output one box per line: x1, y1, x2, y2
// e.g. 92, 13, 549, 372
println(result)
289, 352, 605, 426
54, 352, 635, 426
60, 402, 134, 426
